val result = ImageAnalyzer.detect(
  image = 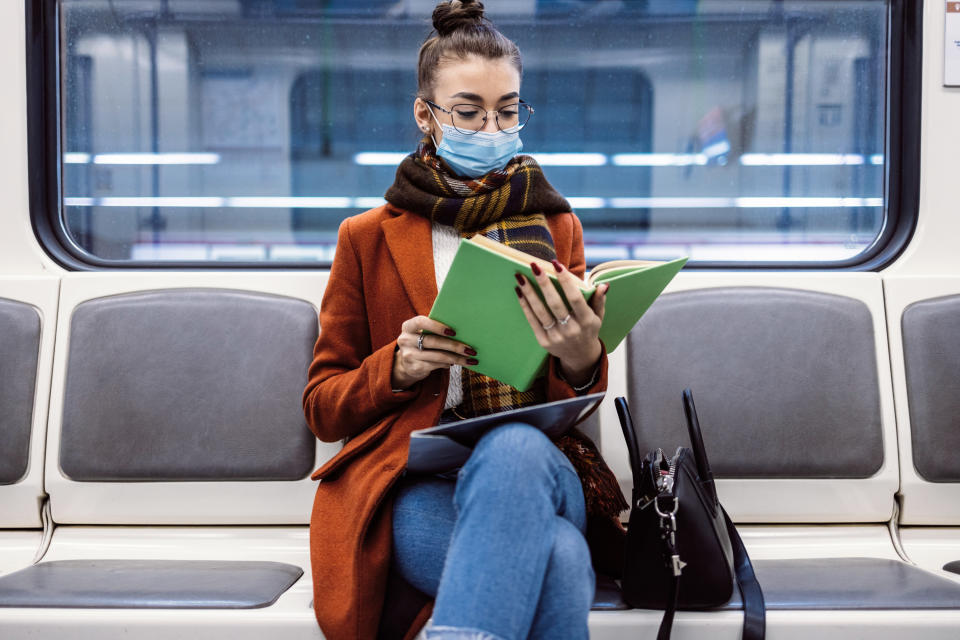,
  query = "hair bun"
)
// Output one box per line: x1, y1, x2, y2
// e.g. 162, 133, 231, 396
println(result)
432, 0, 486, 37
